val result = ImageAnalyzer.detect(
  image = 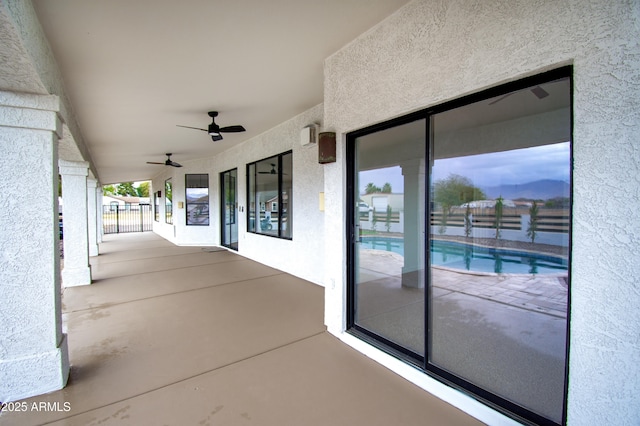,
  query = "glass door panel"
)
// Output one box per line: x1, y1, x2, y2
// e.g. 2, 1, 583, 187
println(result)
428, 77, 571, 423
351, 118, 426, 356
221, 169, 238, 250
